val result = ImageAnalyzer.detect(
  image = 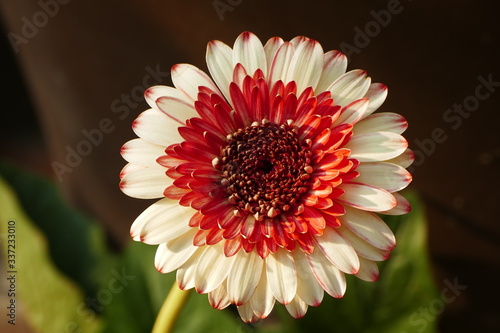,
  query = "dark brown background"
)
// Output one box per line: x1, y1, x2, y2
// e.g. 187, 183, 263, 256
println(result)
1, 0, 499, 332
